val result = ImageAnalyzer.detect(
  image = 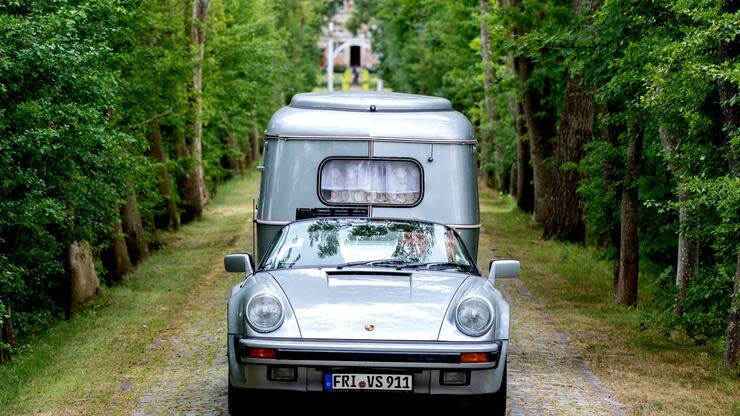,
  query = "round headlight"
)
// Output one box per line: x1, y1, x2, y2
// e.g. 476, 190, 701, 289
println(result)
246, 293, 284, 333
455, 297, 494, 337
